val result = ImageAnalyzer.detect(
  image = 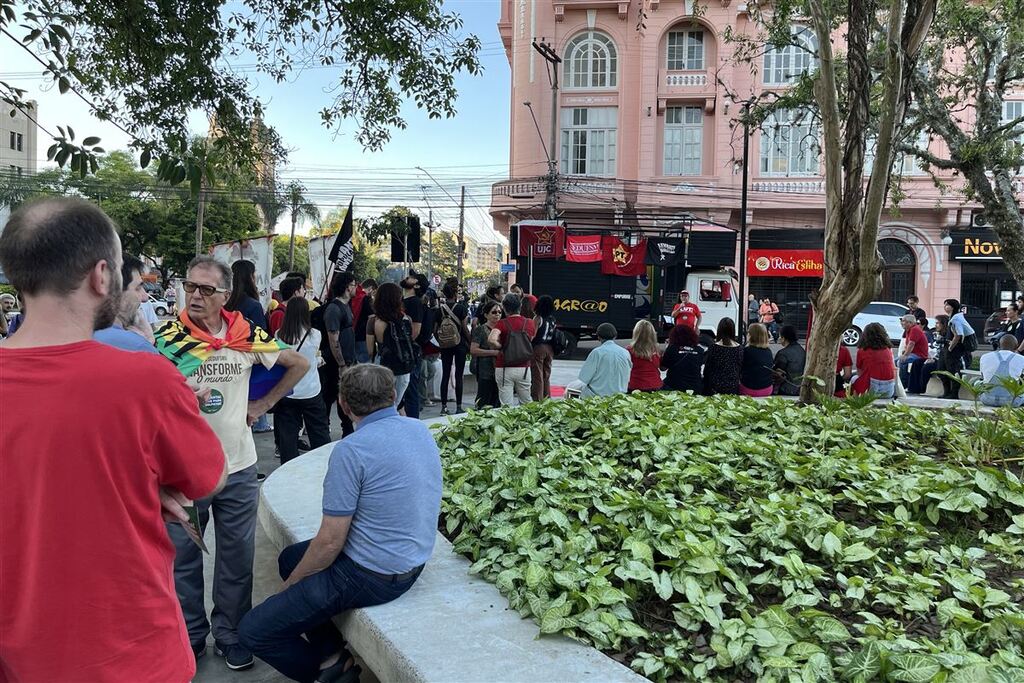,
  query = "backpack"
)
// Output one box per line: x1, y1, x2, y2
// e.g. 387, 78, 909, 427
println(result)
380, 317, 417, 375
535, 316, 568, 356
501, 317, 534, 365
310, 299, 341, 365
436, 303, 462, 349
